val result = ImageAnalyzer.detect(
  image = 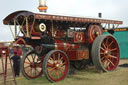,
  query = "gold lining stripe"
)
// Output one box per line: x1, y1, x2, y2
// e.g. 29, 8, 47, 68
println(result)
64, 43, 67, 51
72, 44, 75, 49
55, 43, 58, 50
